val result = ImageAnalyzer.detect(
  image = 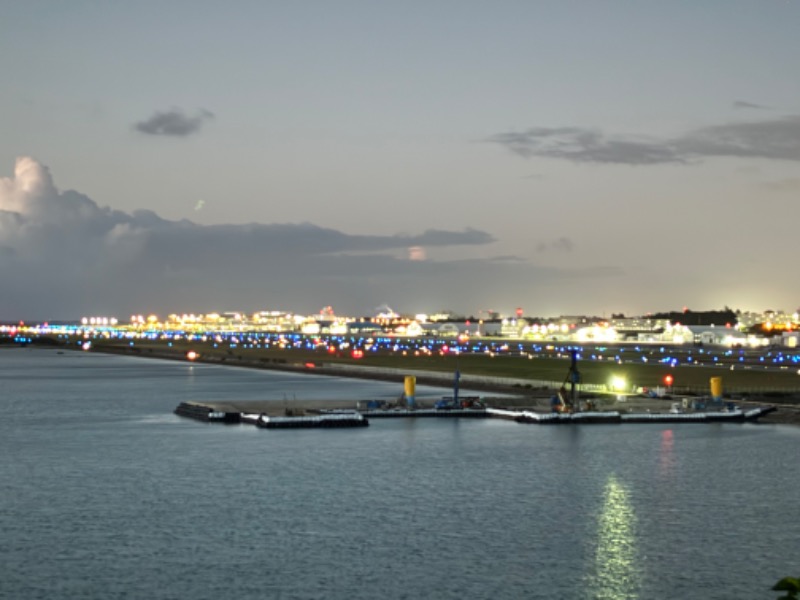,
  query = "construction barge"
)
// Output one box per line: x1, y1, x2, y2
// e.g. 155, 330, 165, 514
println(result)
487, 406, 775, 424
174, 401, 775, 428
174, 353, 777, 428
174, 402, 369, 428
